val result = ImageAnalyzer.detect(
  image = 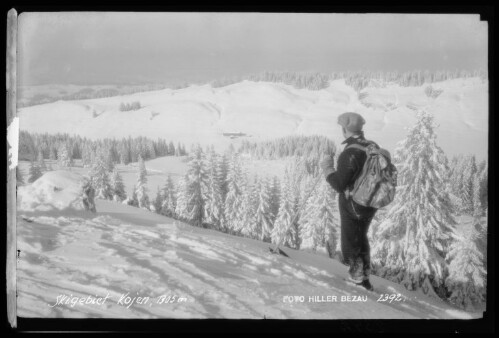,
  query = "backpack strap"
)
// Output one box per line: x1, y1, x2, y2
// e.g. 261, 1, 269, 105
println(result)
344, 143, 367, 152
